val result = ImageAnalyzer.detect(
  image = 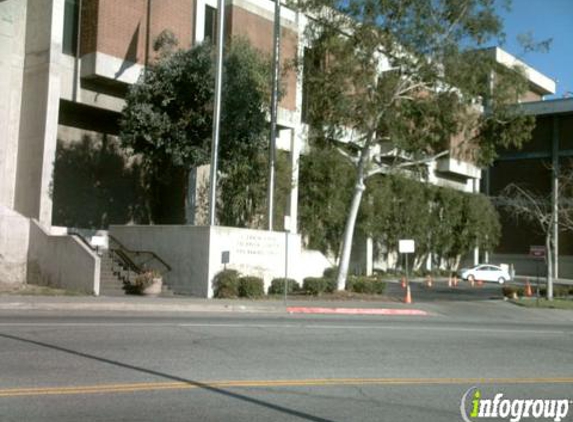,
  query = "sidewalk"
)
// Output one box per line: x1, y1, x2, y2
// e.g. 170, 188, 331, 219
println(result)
0, 295, 431, 315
